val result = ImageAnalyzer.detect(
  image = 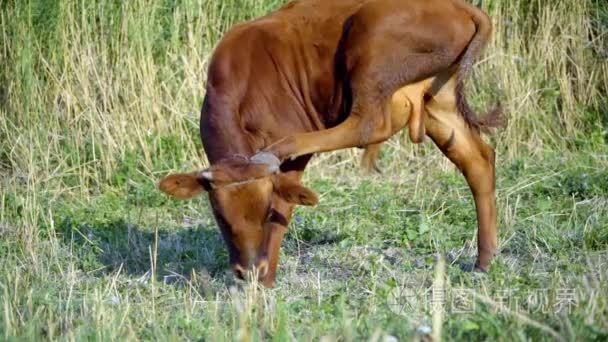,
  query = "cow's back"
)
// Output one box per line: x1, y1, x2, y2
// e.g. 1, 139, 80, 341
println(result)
201, 0, 370, 164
